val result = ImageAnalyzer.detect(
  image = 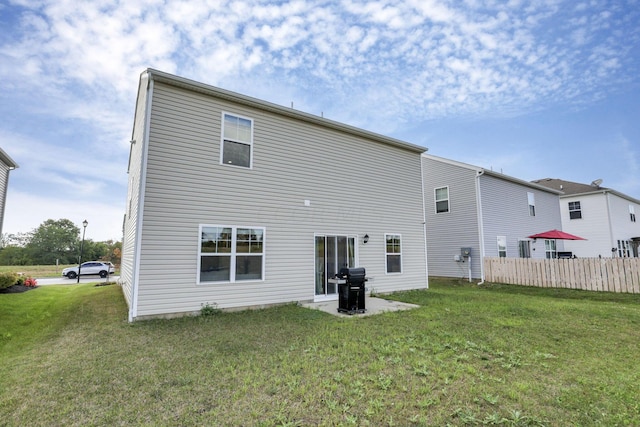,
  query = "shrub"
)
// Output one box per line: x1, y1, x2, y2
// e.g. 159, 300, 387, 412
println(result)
0, 272, 18, 289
